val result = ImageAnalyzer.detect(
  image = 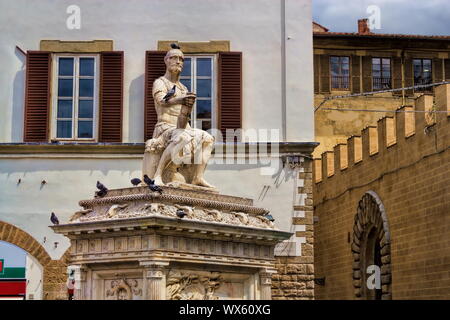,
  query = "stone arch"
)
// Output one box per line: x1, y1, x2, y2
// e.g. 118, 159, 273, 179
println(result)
0, 220, 69, 300
351, 191, 392, 300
